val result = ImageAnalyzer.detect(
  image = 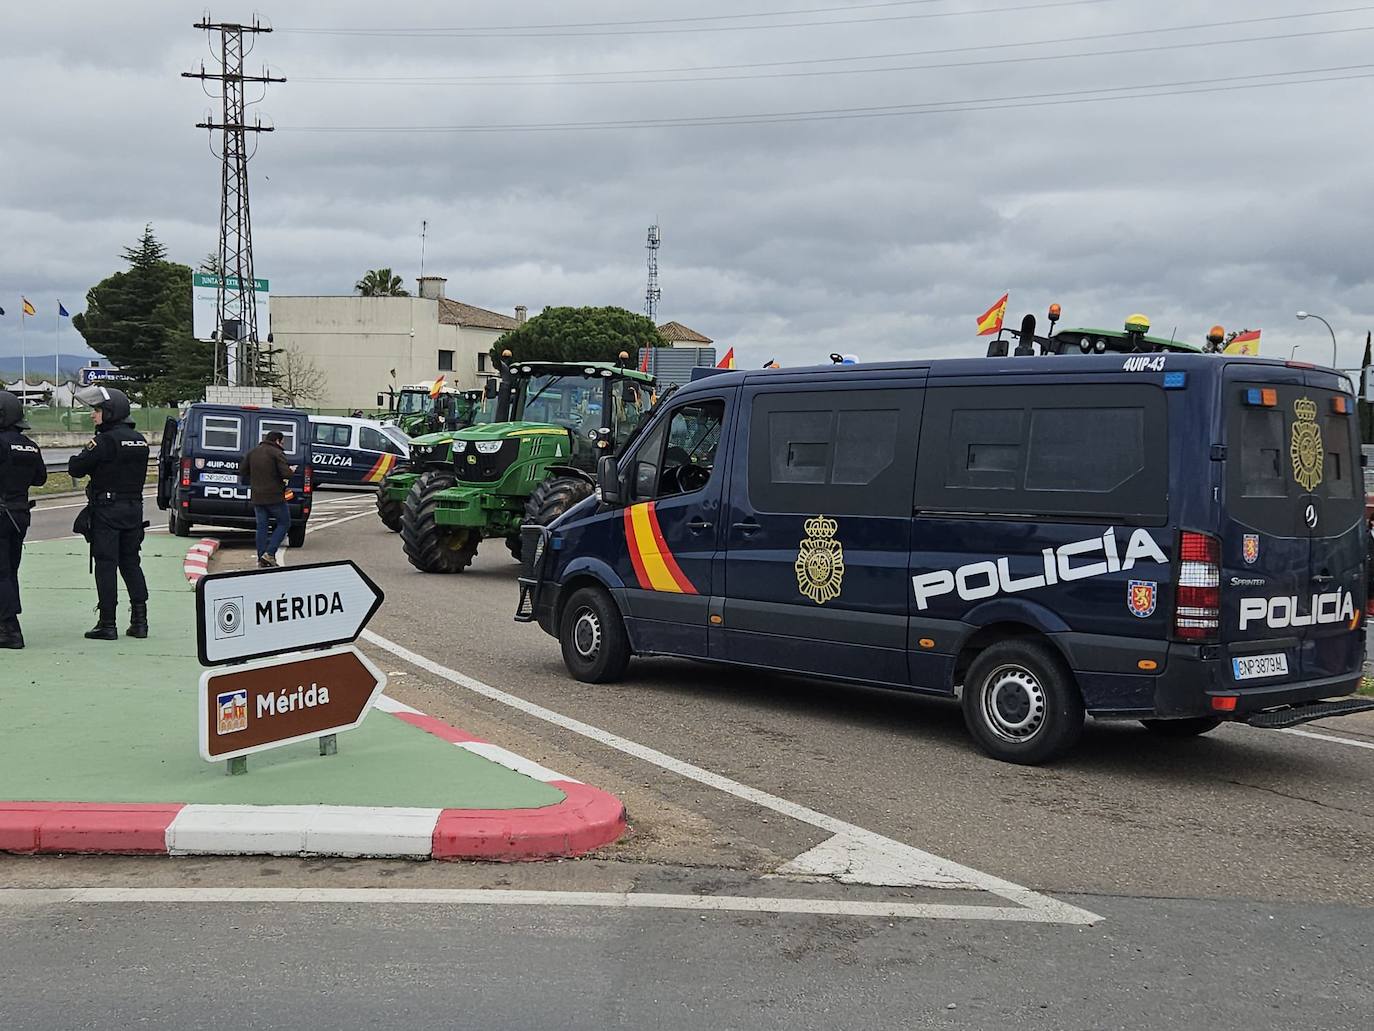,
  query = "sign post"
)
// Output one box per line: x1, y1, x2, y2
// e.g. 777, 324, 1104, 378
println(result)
195, 561, 385, 773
